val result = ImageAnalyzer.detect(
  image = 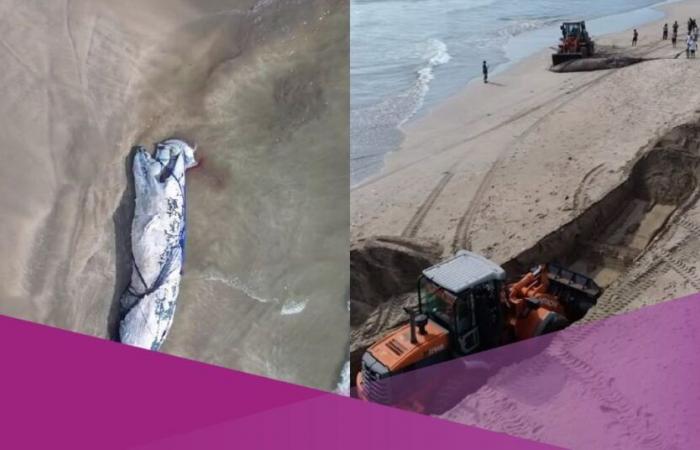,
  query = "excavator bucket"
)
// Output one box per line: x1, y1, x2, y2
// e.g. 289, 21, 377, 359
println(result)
545, 263, 602, 320
552, 52, 583, 66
